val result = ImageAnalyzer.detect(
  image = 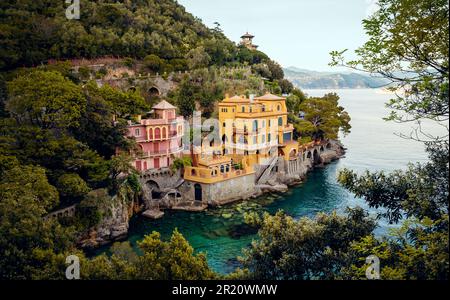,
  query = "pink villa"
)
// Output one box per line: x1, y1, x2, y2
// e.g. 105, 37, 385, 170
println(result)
126, 100, 184, 172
